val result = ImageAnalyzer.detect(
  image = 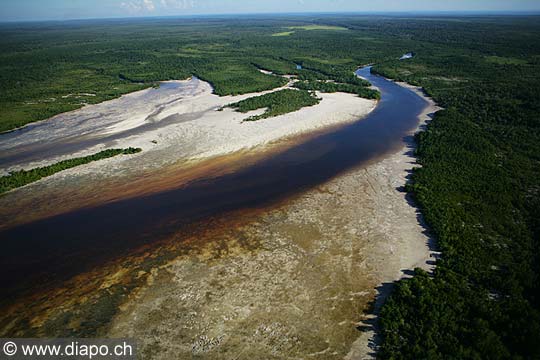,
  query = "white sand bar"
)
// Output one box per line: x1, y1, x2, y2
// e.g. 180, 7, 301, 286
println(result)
0, 77, 376, 175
